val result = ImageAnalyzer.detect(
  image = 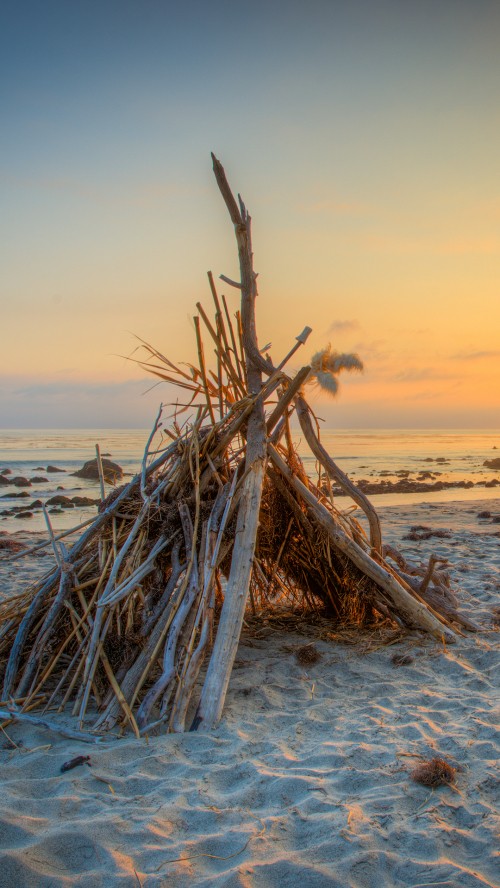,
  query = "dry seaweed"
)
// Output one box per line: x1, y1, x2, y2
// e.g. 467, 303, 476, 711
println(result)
411, 758, 457, 787
295, 644, 321, 666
